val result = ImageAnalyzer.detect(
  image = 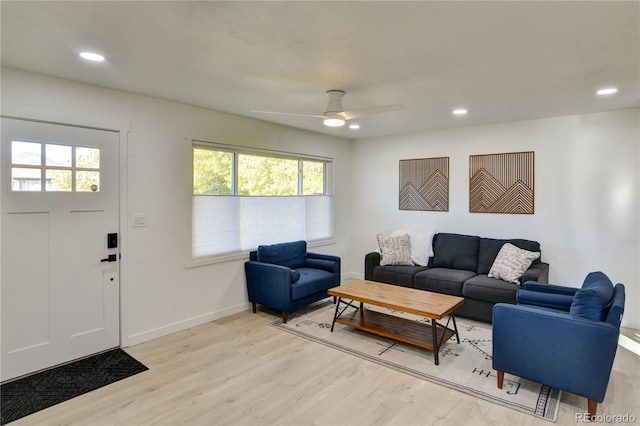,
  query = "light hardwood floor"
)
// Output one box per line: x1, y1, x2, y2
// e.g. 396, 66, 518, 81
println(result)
12, 306, 640, 425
